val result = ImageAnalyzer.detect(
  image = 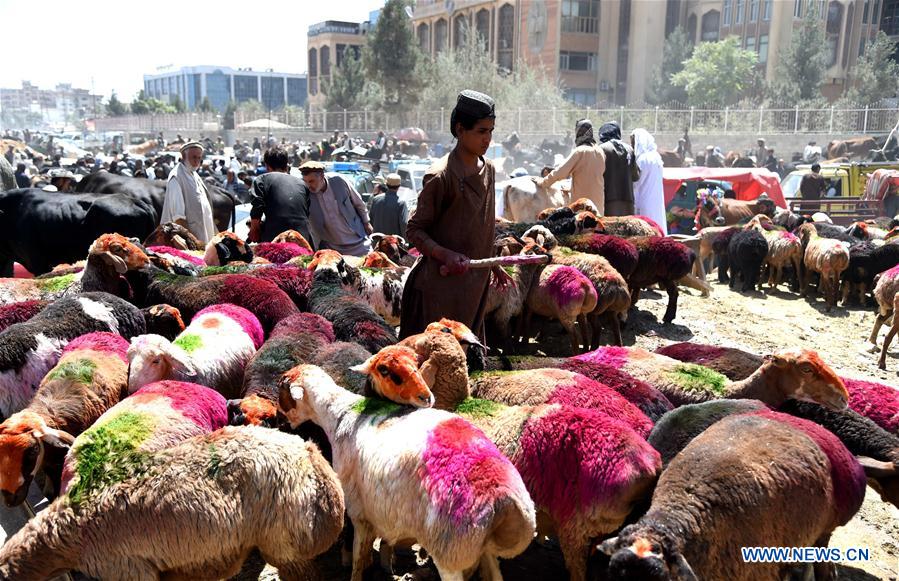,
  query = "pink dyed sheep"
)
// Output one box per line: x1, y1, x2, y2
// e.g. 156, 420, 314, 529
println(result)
252, 242, 313, 264
128, 304, 263, 399
525, 264, 598, 353
746, 216, 803, 290
0, 300, 48, 333
146, 245, 206, 270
